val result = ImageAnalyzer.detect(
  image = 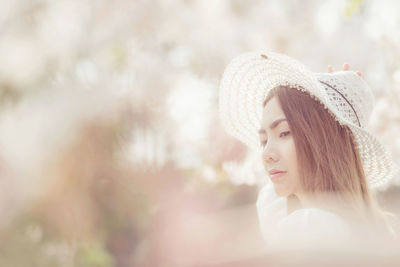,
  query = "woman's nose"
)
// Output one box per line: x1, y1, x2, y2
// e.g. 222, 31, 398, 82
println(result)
262, 143, 279, 163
